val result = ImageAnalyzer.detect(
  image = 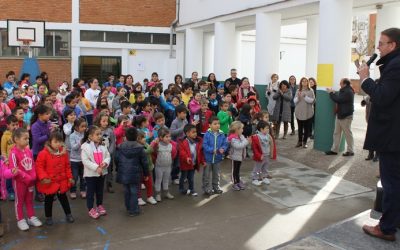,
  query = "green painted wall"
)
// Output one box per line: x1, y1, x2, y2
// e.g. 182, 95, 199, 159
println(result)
254, 84, 268, 110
